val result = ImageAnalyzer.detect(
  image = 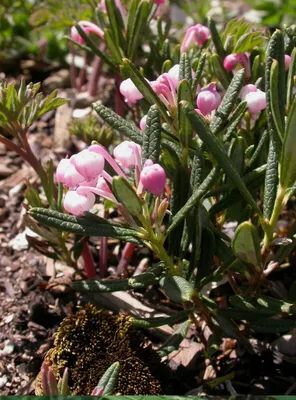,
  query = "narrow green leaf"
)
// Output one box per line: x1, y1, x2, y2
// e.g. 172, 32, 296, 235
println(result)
249, 319, 296, 333
217, 309, 271, 321
179, 53, 192, 85
126, 0, 140, 44
223, 101, 247, 142
210, 69, 245, 134
127, 1, 150, 60
159, 276, 194, 304
73, 25, 117, 70
247, 130, 268, 170
210, 53, 231, 90
106, 0, 125, 48
208, 17, 227, 59
93, 361, 120, 395
280, 97, 296, 189
112, 176, 143, 218
131, 310, 191, 328
167, 164, 221, 235
157, 320, 190, 357
142, 105, 161, 163
104, 28, 123, 63
122, 58, 172, 126
182, 102, 263, 216
192, 53, 206, 93
270, 60, 285, 139
286, 47, 296, 111
29, 208, 143, 244
264, 29, 285, 219
93, 103, 143, 144
232, 221, 261, 267
229, 295, 276, 315
196, 227, 216, 283
178, 80, 193, 149
73, 266, 162, 293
